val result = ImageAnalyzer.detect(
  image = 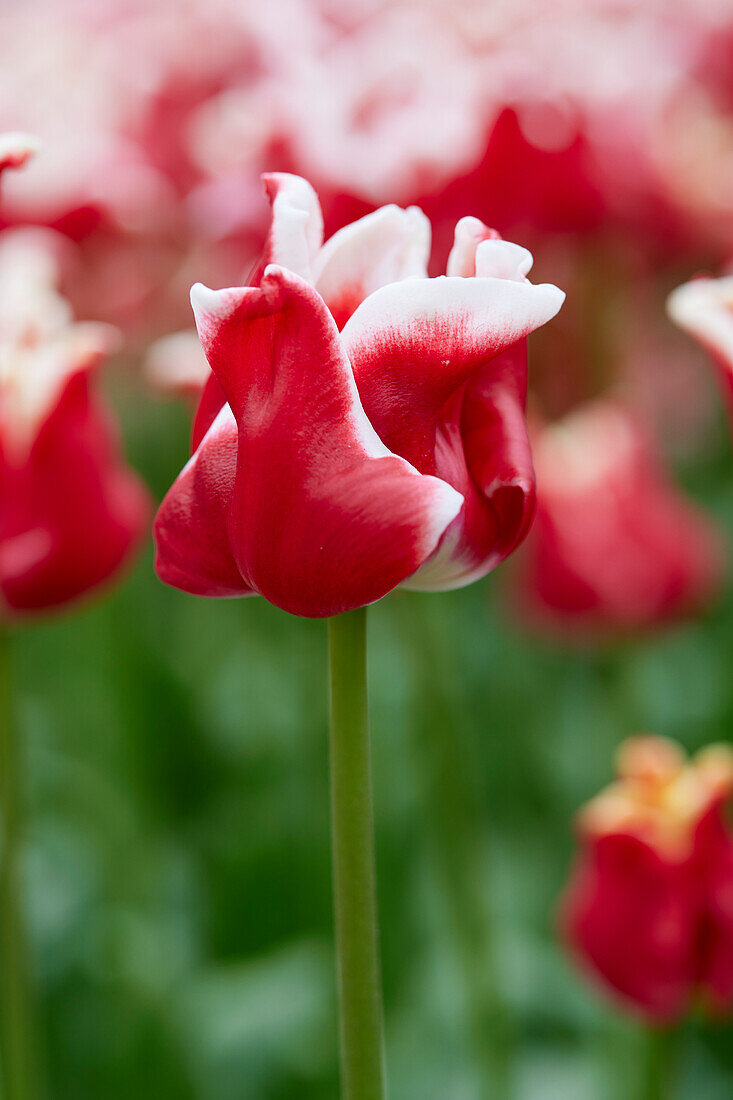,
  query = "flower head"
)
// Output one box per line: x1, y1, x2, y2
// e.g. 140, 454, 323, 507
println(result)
561, 734, 733, 1022
154, 173, 564, 617
512, 400, 723, 637
0, 223, 150, 614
